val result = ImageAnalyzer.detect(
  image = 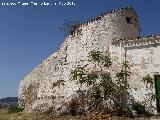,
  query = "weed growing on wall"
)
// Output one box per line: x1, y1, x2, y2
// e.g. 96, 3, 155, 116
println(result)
59, 20, 82, 36
142, 74, 154, 85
